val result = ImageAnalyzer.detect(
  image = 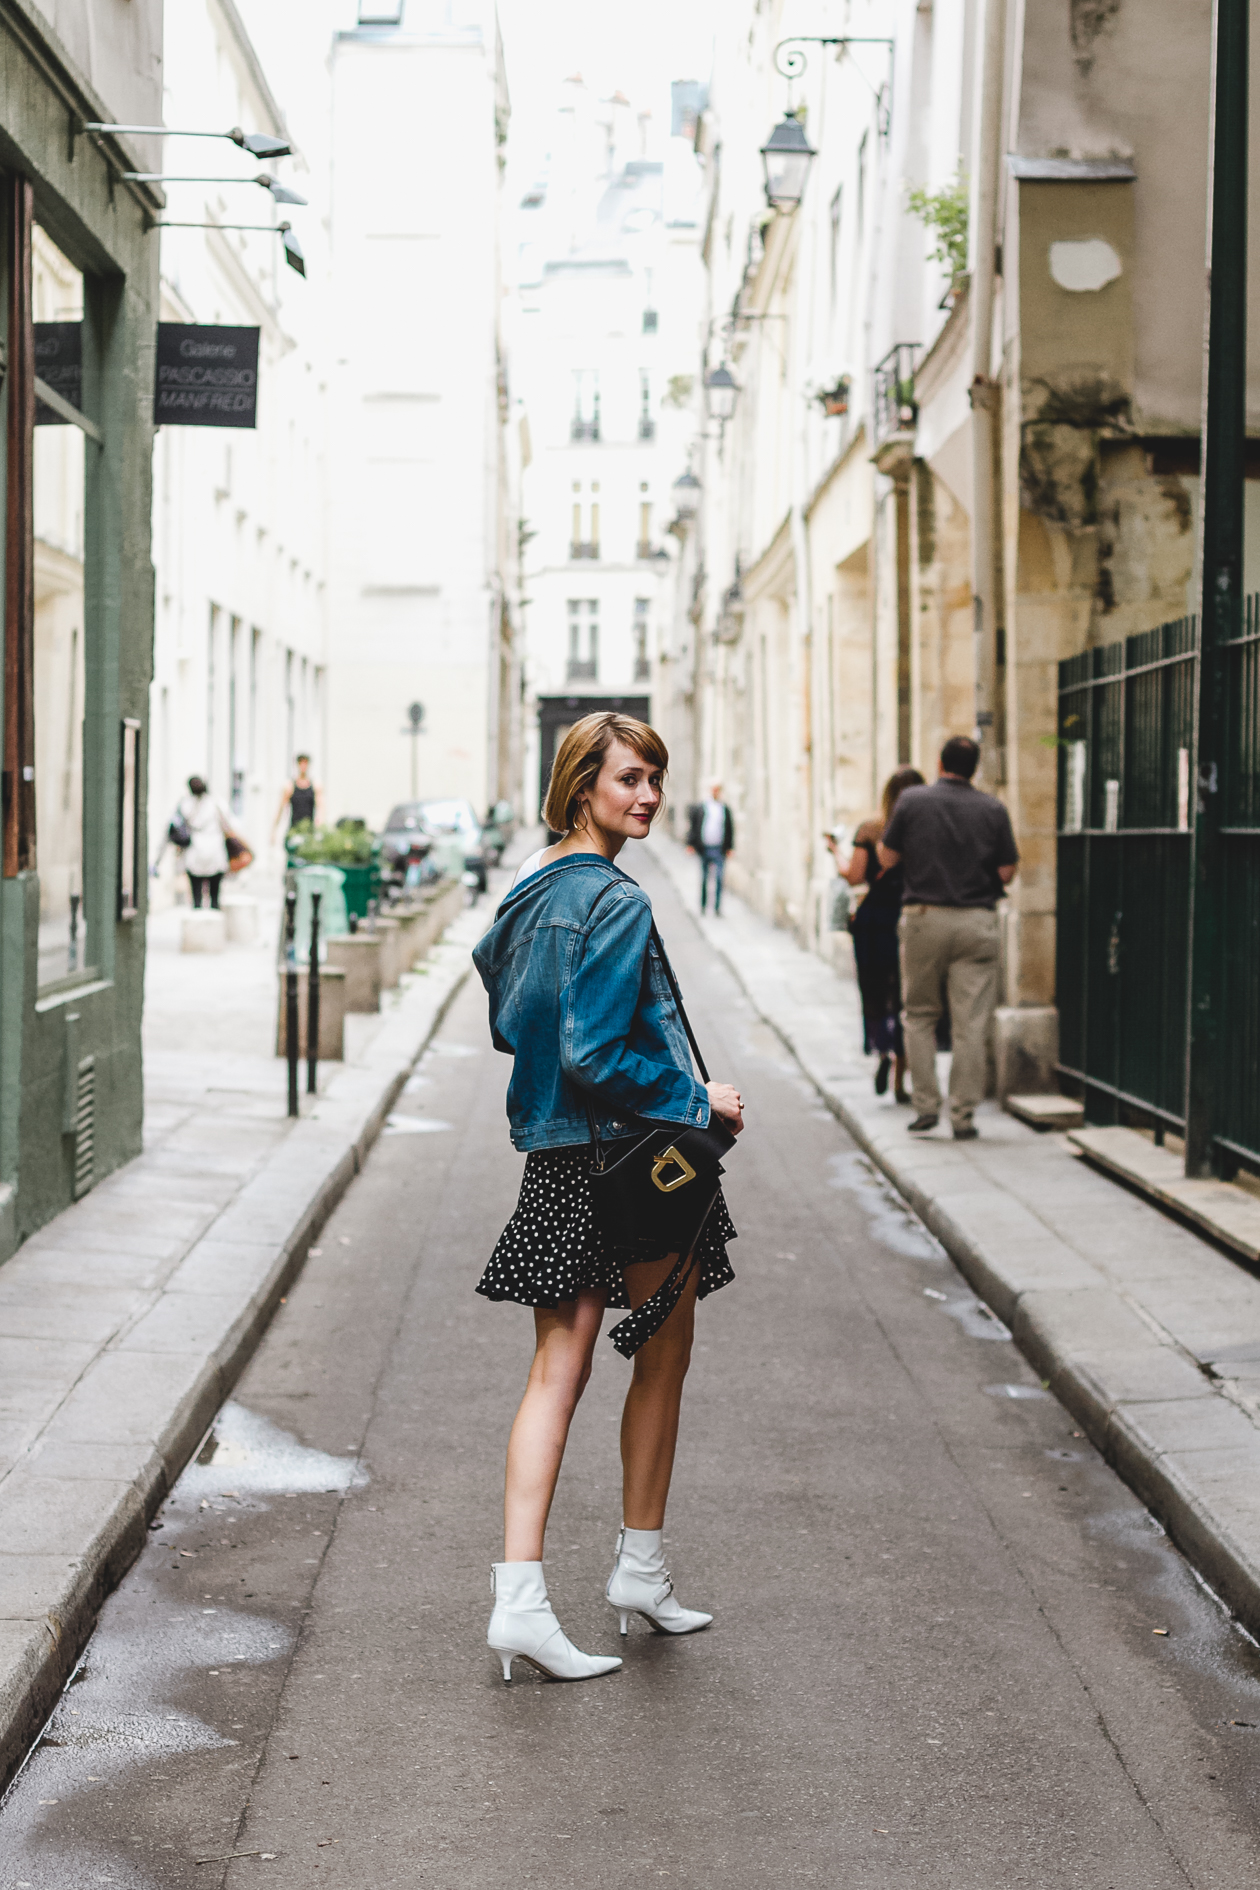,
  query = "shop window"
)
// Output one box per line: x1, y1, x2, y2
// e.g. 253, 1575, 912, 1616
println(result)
31, 222, 87, 986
